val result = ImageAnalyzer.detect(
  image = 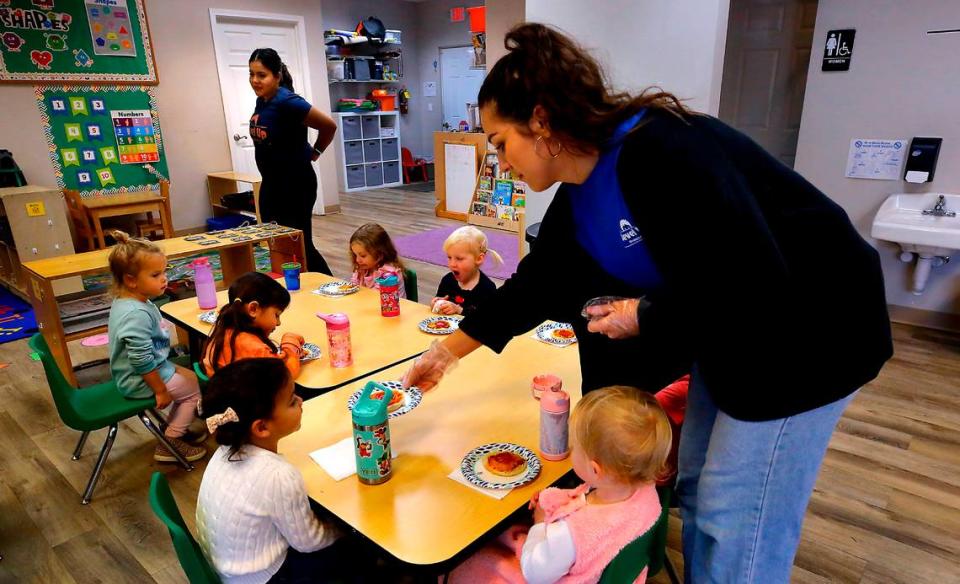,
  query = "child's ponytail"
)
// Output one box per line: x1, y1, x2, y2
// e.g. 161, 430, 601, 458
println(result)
203, 272, 291, 372
107, 229, 163, 295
